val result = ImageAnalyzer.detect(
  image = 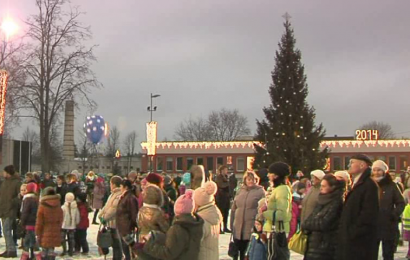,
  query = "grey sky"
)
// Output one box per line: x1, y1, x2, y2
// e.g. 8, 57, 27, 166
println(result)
3, 0, 410, 147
